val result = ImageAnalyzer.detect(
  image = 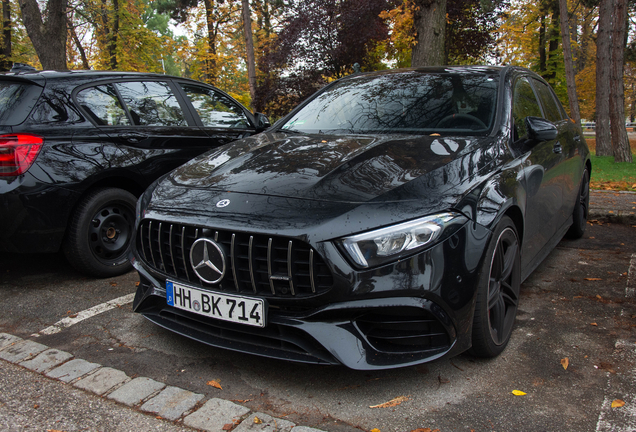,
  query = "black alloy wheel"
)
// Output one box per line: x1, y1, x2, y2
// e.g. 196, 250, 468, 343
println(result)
565, 168, 590, 239
470, 216, 521, 357
63, 188, 137, 278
